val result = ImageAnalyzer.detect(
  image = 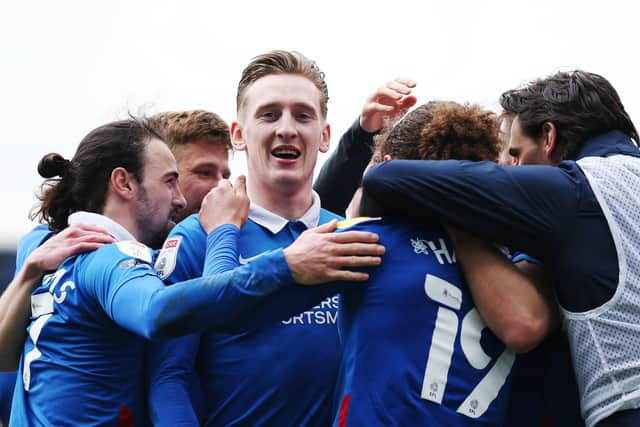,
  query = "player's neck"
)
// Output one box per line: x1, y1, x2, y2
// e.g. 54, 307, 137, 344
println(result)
248, 178, 314, 220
